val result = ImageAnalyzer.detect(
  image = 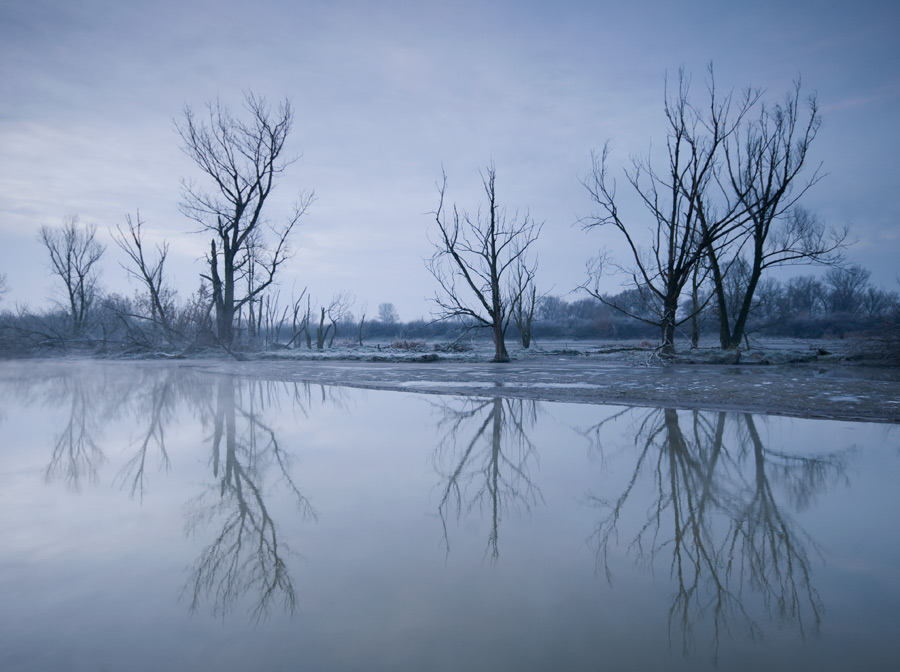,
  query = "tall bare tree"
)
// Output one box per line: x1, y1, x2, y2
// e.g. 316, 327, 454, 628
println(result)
39, 215, 105, 336
582, 69, 755, 353
707, 82, 846, 349
427, 164, 542, 362
177, 92, 313, 346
